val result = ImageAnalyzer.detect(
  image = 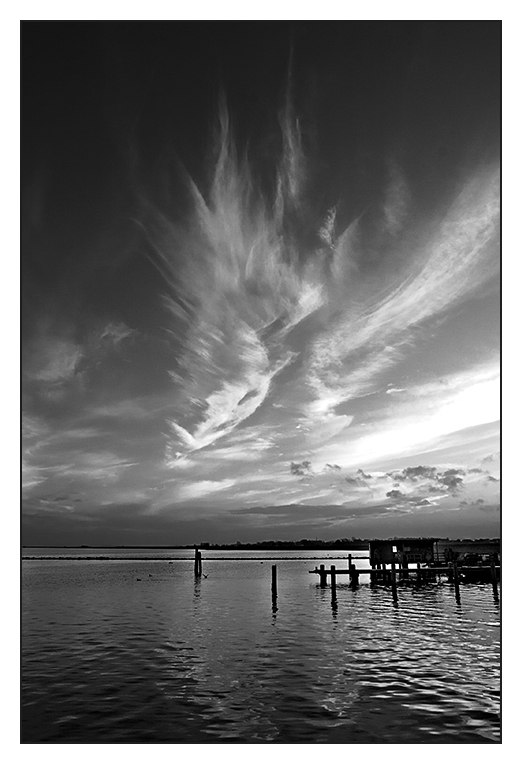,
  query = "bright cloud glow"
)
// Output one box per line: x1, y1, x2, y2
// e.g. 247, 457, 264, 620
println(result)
22, 26, 500, 544
174, 480, 237, 502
